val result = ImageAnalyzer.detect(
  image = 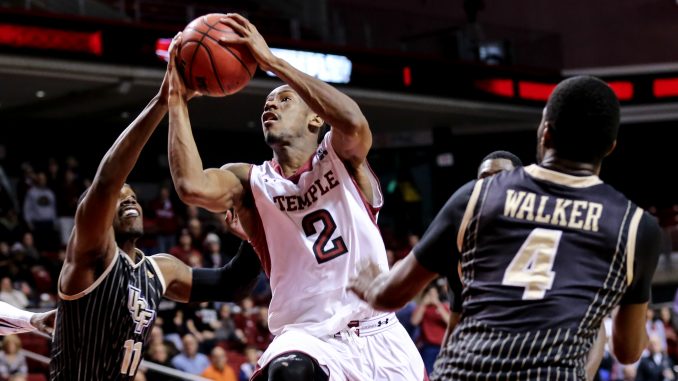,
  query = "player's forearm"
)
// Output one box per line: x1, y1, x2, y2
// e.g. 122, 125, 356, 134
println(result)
410, 303, 426, 325
94, 94, 167, 190
268, 57, 368, 135
0, 301, 36, 335
365, 273, 413, 311
167, 95, 210, 204
611, 303, 649, 364
189, 242, 261, 302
